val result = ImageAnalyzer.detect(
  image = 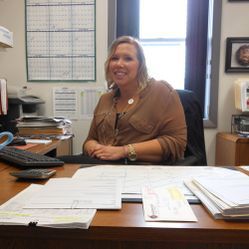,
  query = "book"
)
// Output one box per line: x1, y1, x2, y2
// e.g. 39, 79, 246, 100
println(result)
0, 184, 96, 229
17, 126, 71, 136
